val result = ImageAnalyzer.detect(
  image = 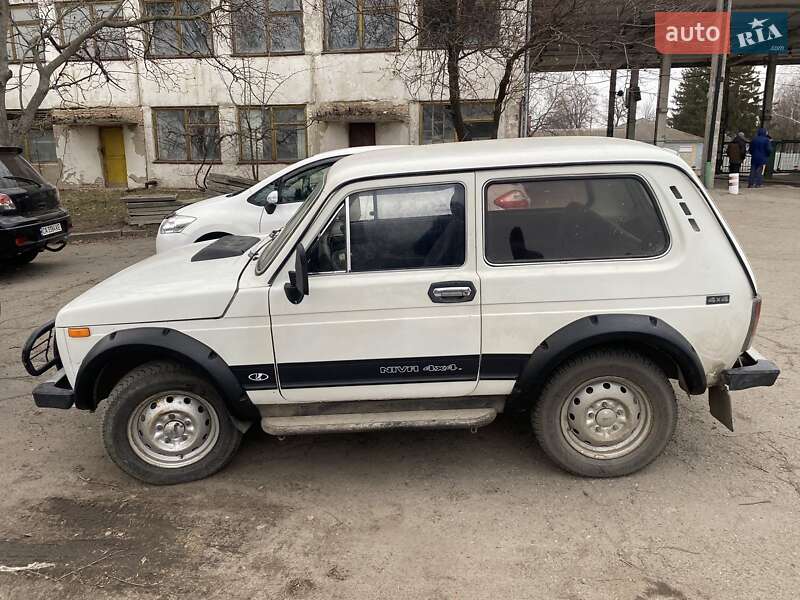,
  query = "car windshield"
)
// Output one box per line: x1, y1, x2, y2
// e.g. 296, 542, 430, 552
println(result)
255, 183, 325, 275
